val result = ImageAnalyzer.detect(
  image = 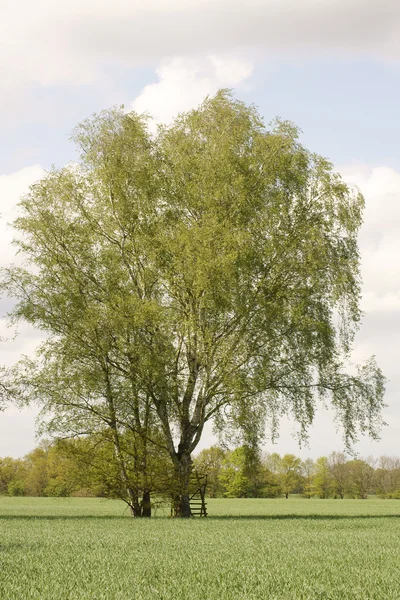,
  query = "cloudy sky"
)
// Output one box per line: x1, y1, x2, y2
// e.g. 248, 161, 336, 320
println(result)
1, 0, 400, 459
